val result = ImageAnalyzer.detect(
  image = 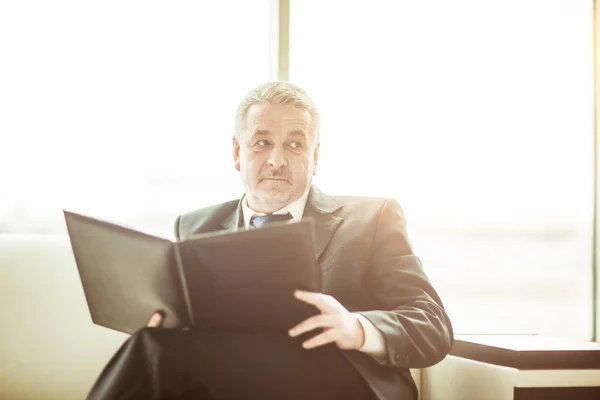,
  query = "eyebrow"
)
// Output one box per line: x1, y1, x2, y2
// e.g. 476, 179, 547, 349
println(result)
252, 130, 270, 137
288, 130, 307, 138
250, 129, 308, 139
